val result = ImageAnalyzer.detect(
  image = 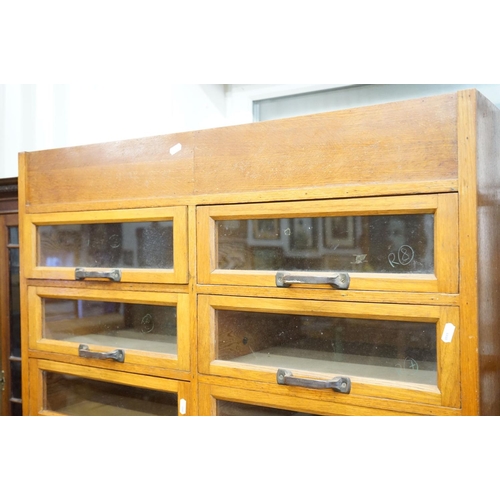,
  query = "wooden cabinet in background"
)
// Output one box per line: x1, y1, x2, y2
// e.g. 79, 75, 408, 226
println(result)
19, 90, 500, 415
0, 178, 21, 416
